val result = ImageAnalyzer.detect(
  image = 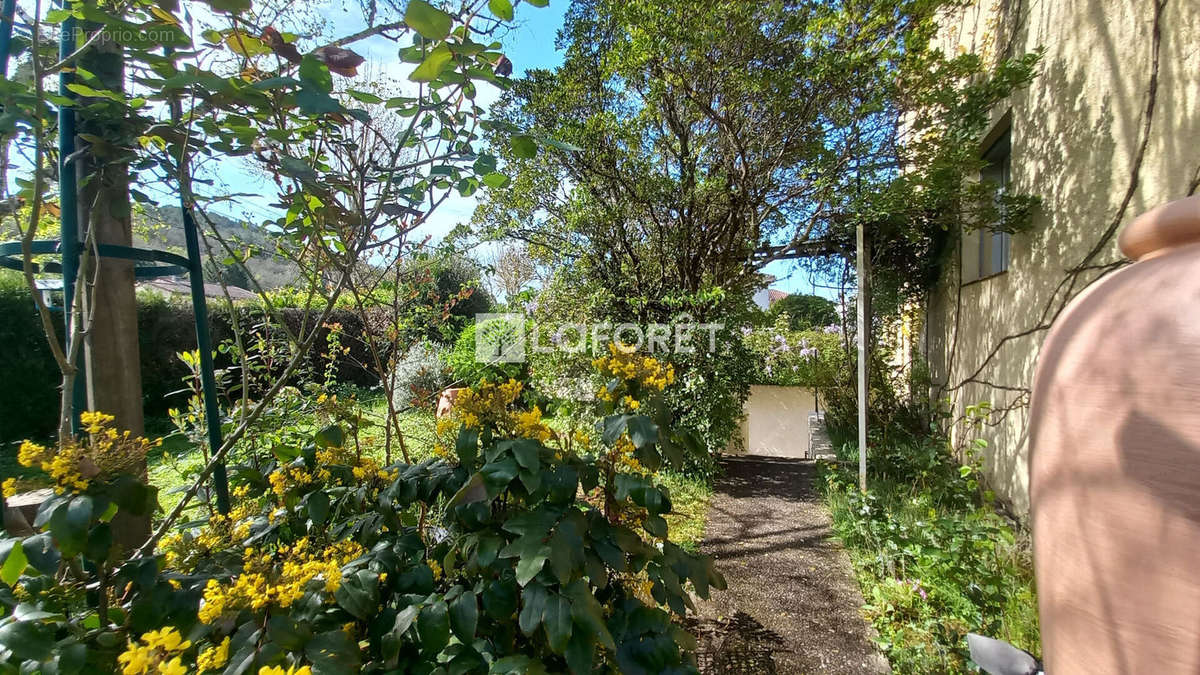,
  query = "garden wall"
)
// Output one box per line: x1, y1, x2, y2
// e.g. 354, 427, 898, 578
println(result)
727, 385, 820, 459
